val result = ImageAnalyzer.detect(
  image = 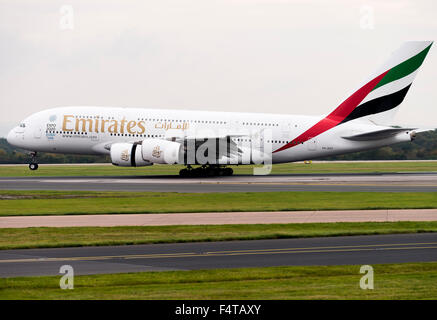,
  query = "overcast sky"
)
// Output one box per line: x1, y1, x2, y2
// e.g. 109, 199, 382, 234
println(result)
1, 0, 436, 136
